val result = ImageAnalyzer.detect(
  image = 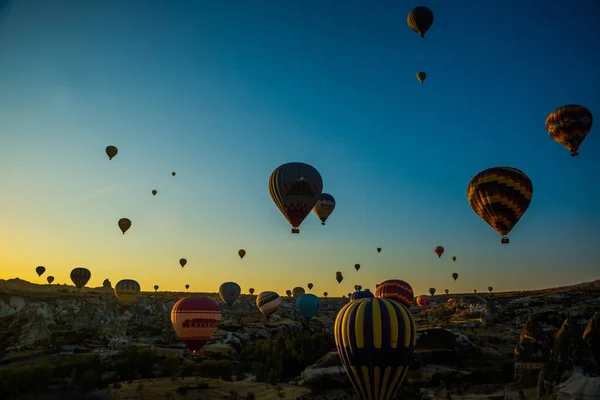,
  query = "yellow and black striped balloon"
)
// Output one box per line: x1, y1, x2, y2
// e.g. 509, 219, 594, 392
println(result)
70, 267, 91, 289
114, 279, 141, 308
334, 298, 417, 400
467, 167, 533, 242
545, 105, 593, 157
